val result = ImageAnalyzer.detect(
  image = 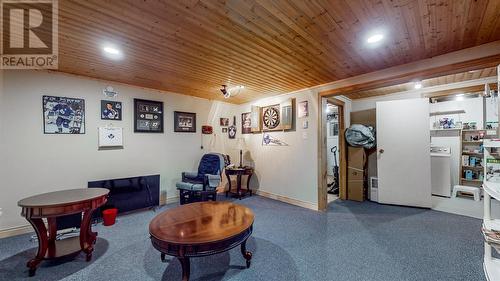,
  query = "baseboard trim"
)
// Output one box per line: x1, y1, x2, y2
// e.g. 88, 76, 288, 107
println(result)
0, 225, 33, 239
165, 196, 179, 205
255, 190, 318, 211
